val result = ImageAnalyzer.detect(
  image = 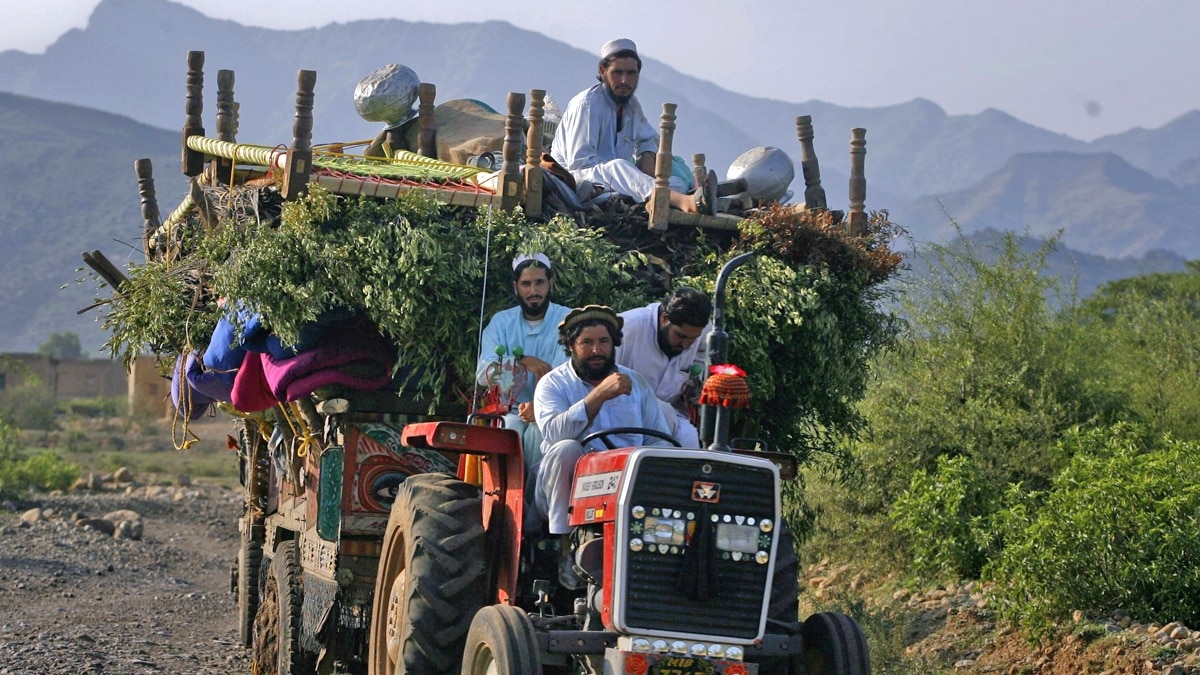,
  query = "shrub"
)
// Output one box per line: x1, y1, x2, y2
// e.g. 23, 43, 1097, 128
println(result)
985, 424, 1200, 636
0, 420, 80, 495
0, 380, 59, 430
889, 455, 999, 579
